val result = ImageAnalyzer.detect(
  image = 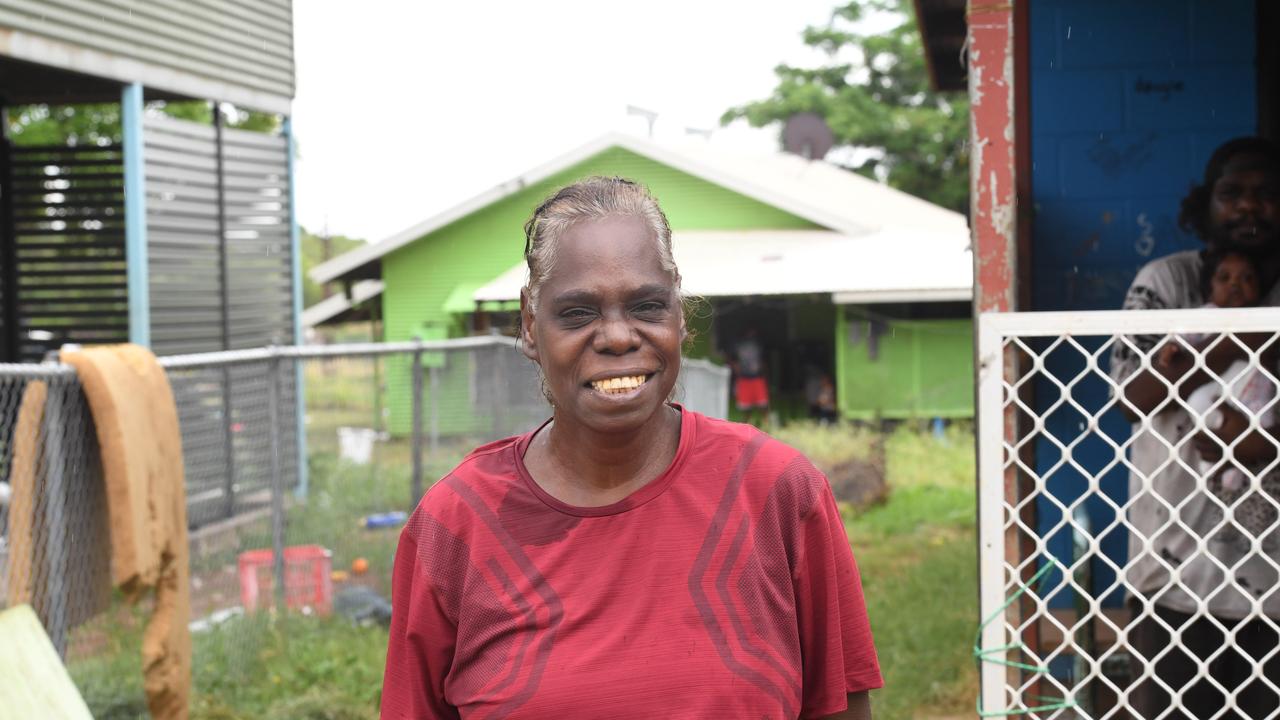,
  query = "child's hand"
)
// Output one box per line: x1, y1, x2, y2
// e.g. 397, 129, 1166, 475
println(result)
1155, 342, 1188, 372
1193, 405, 1248, 462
